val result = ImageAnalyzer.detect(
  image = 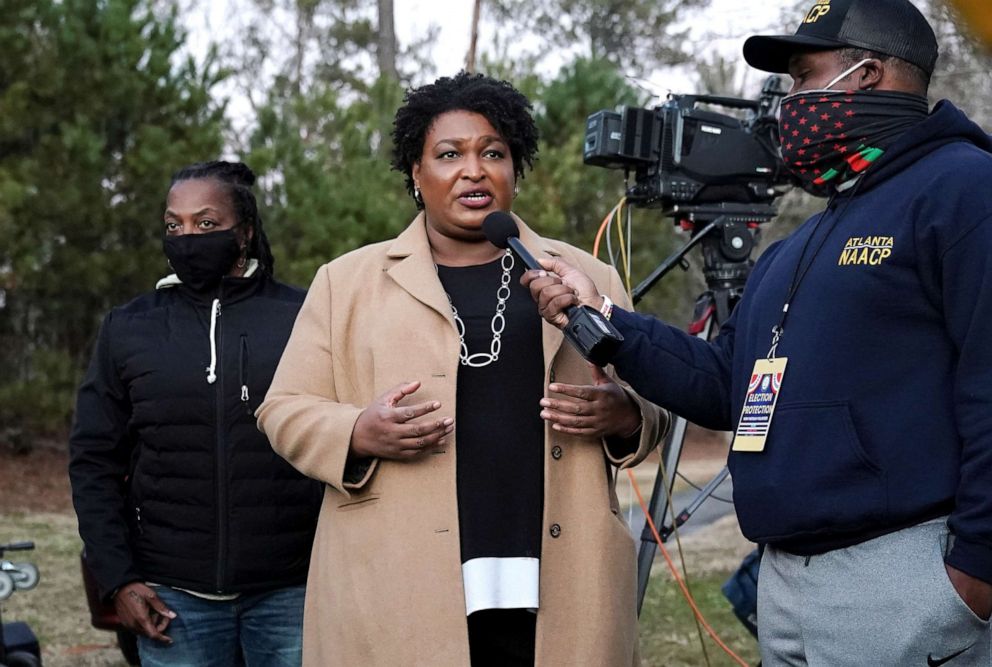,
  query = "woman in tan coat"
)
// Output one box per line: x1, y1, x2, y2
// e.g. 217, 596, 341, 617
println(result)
257, 72, 668, 667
